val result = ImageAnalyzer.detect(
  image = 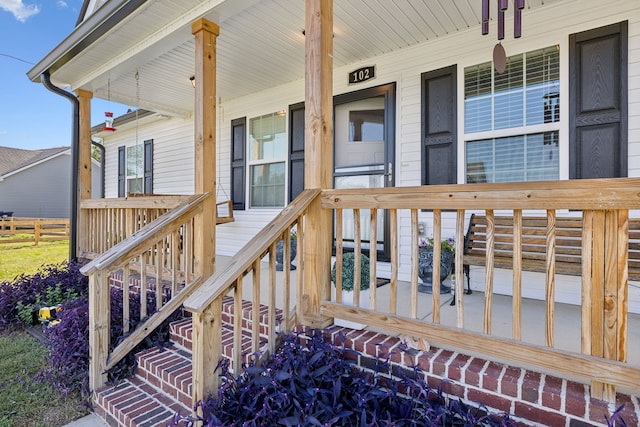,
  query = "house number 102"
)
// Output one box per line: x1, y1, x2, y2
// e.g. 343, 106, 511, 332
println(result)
349, 66, 375, 84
